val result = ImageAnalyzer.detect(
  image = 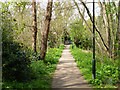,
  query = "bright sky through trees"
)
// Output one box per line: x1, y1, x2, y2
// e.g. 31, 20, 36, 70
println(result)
0, 0, 118, 21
